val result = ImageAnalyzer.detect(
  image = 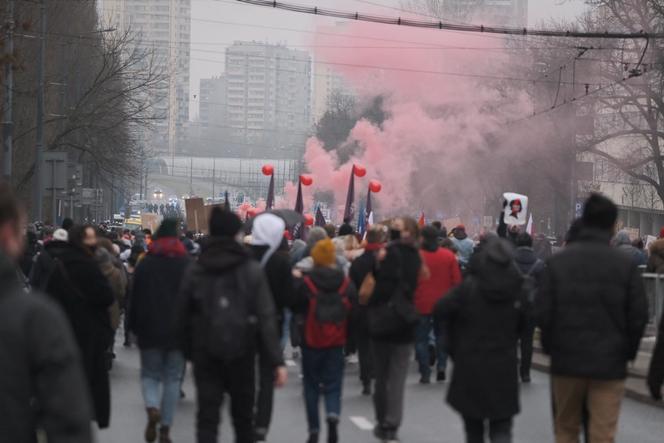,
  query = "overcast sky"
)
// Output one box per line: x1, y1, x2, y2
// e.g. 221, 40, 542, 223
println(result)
189, 0, 589, 117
